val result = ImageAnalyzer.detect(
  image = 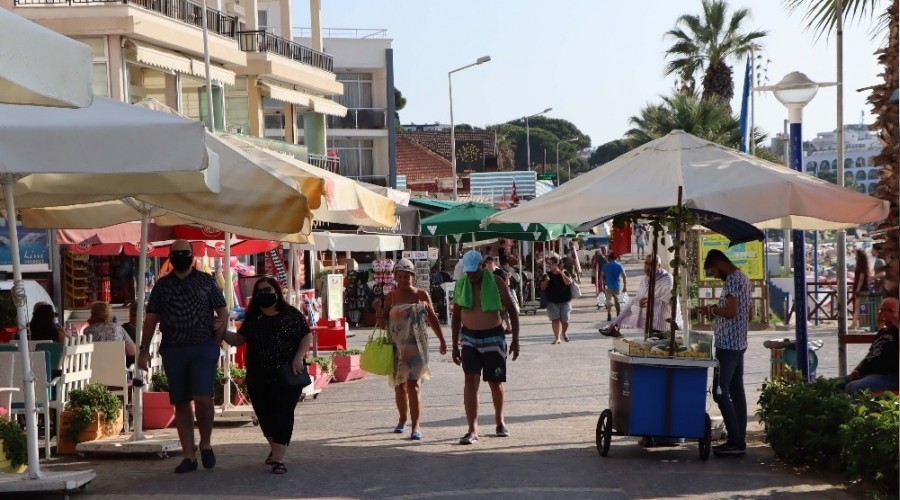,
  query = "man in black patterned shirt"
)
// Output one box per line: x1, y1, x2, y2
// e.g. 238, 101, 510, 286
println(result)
138, 240, 228, 473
